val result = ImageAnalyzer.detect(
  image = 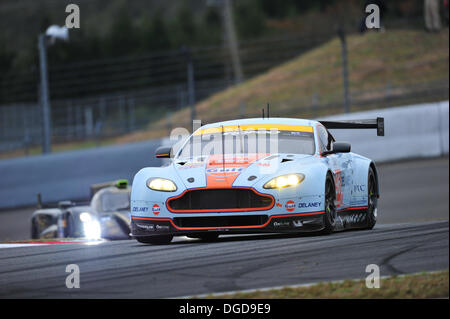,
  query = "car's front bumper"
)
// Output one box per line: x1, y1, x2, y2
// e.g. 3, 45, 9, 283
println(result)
131, 211, 325, 237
